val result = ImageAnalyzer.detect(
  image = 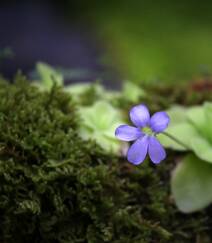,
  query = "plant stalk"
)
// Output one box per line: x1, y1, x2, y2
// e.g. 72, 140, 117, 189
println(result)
162, 131, 190, 150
